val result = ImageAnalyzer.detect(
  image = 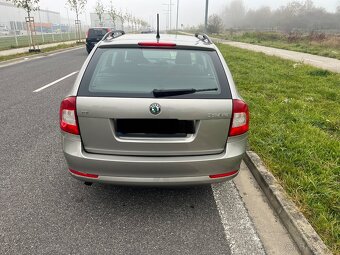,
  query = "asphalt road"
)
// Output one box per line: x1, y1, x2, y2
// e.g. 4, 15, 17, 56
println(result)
0, 48, 268, 255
